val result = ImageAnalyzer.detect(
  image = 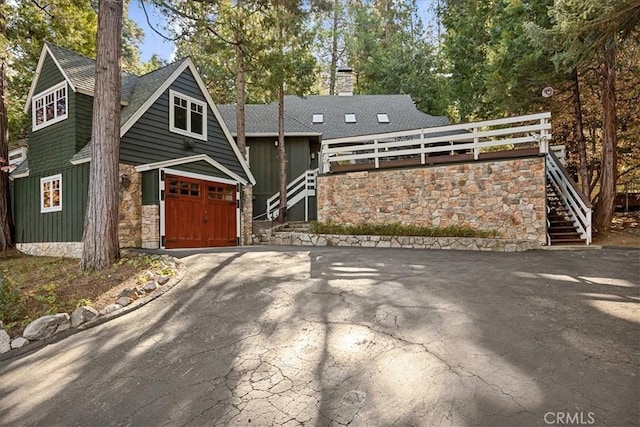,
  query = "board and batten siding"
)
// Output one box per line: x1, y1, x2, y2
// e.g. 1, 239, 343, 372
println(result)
27, 55, 77, 176
120, 68, 249, 182
13, 164, 89, 243
247, 137, 316, 220
75, 93, 94, 153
